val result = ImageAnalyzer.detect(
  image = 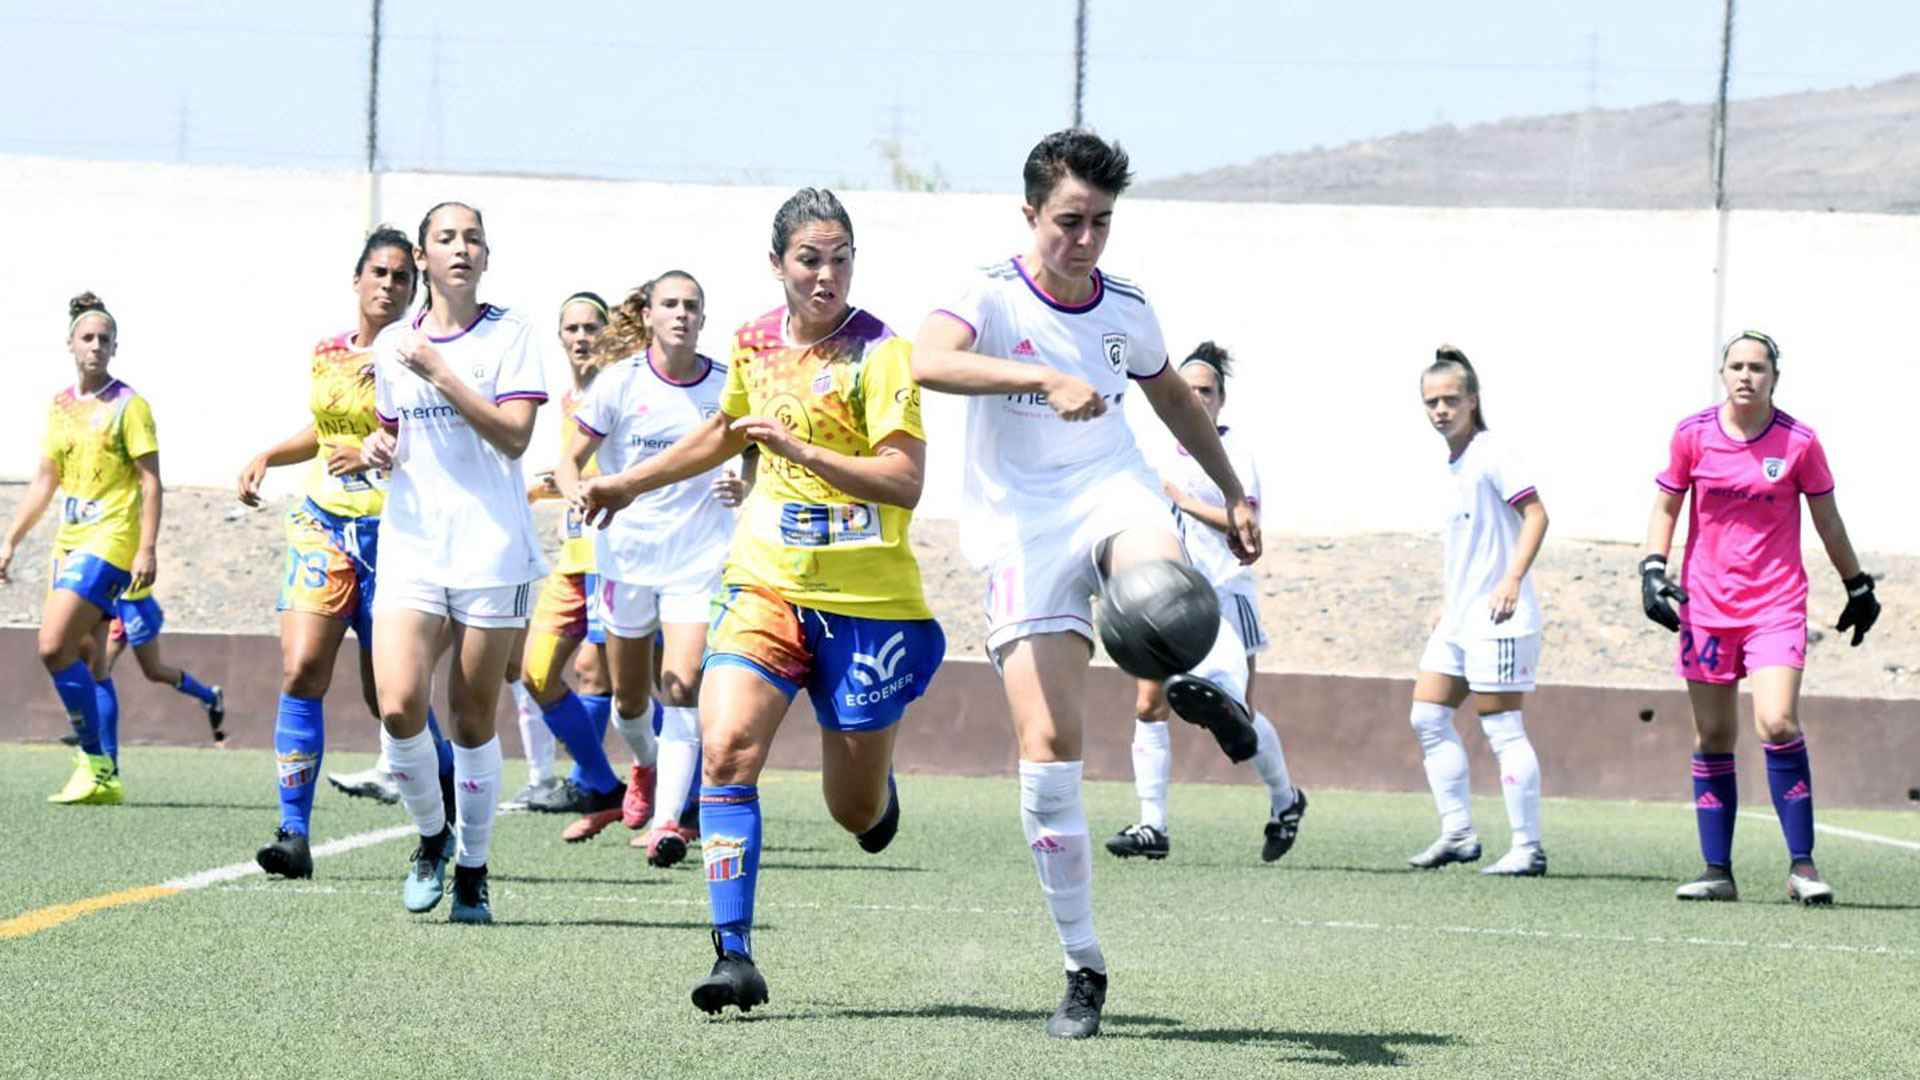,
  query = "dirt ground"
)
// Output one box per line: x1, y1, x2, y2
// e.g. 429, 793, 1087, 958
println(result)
1, 484, 1914, 699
